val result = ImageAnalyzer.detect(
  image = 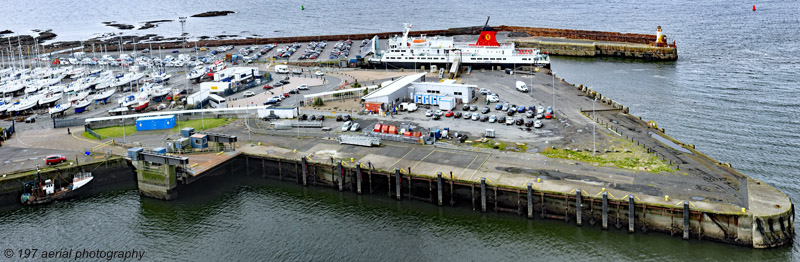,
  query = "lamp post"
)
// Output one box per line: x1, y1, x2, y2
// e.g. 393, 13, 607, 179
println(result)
593, 97, 597, 157
121, 118, 126, 144
551, 70, 556, 114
